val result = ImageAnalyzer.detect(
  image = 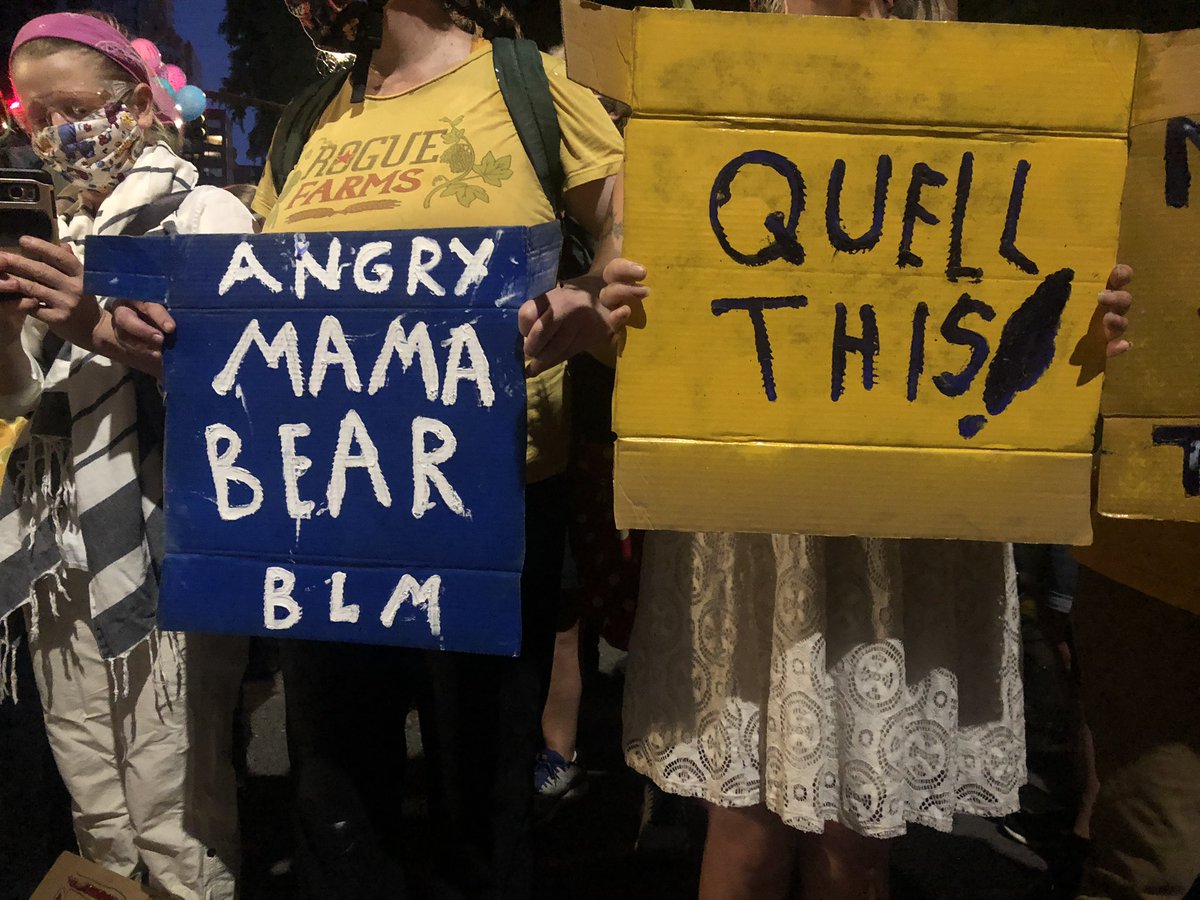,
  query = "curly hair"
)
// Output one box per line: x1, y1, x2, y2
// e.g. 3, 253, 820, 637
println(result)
447, 0, 522, 39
